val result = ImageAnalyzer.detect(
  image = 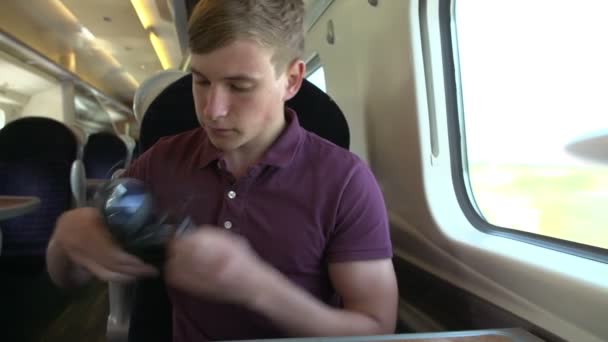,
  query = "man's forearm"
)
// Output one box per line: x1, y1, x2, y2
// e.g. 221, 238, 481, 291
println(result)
248, 265, 391, 337
46, 238, 92, 288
